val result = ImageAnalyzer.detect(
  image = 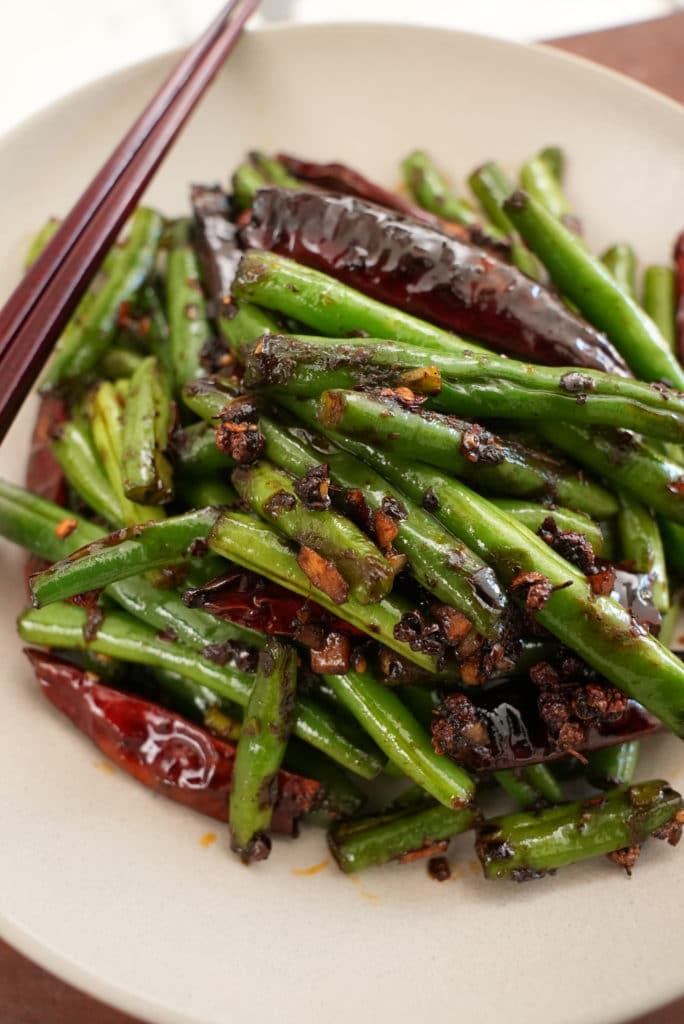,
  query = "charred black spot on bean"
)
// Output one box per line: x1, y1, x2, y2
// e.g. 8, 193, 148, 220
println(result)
422, 487, 440, 512
190, 537, 209, 557
156, 627, 177, 643
244, 334, 299, 386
